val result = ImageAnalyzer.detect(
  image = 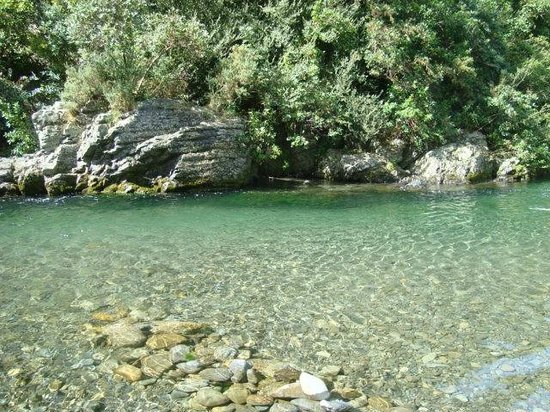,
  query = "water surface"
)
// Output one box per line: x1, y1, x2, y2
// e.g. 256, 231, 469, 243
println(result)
0, 182, 549, 411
